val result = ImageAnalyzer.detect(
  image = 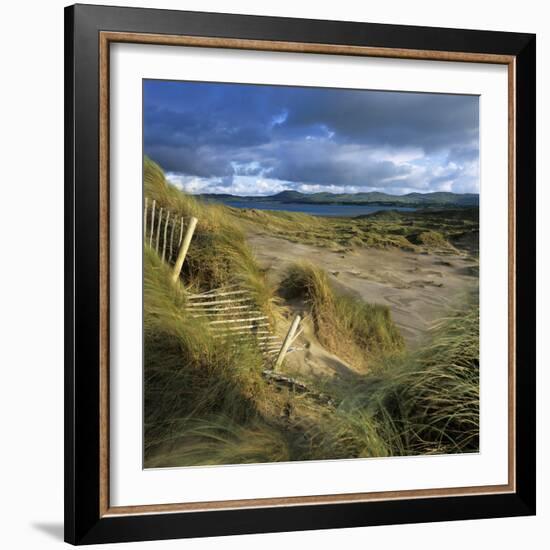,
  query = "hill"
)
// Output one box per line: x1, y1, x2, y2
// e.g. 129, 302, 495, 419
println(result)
198, 189, 479, 208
